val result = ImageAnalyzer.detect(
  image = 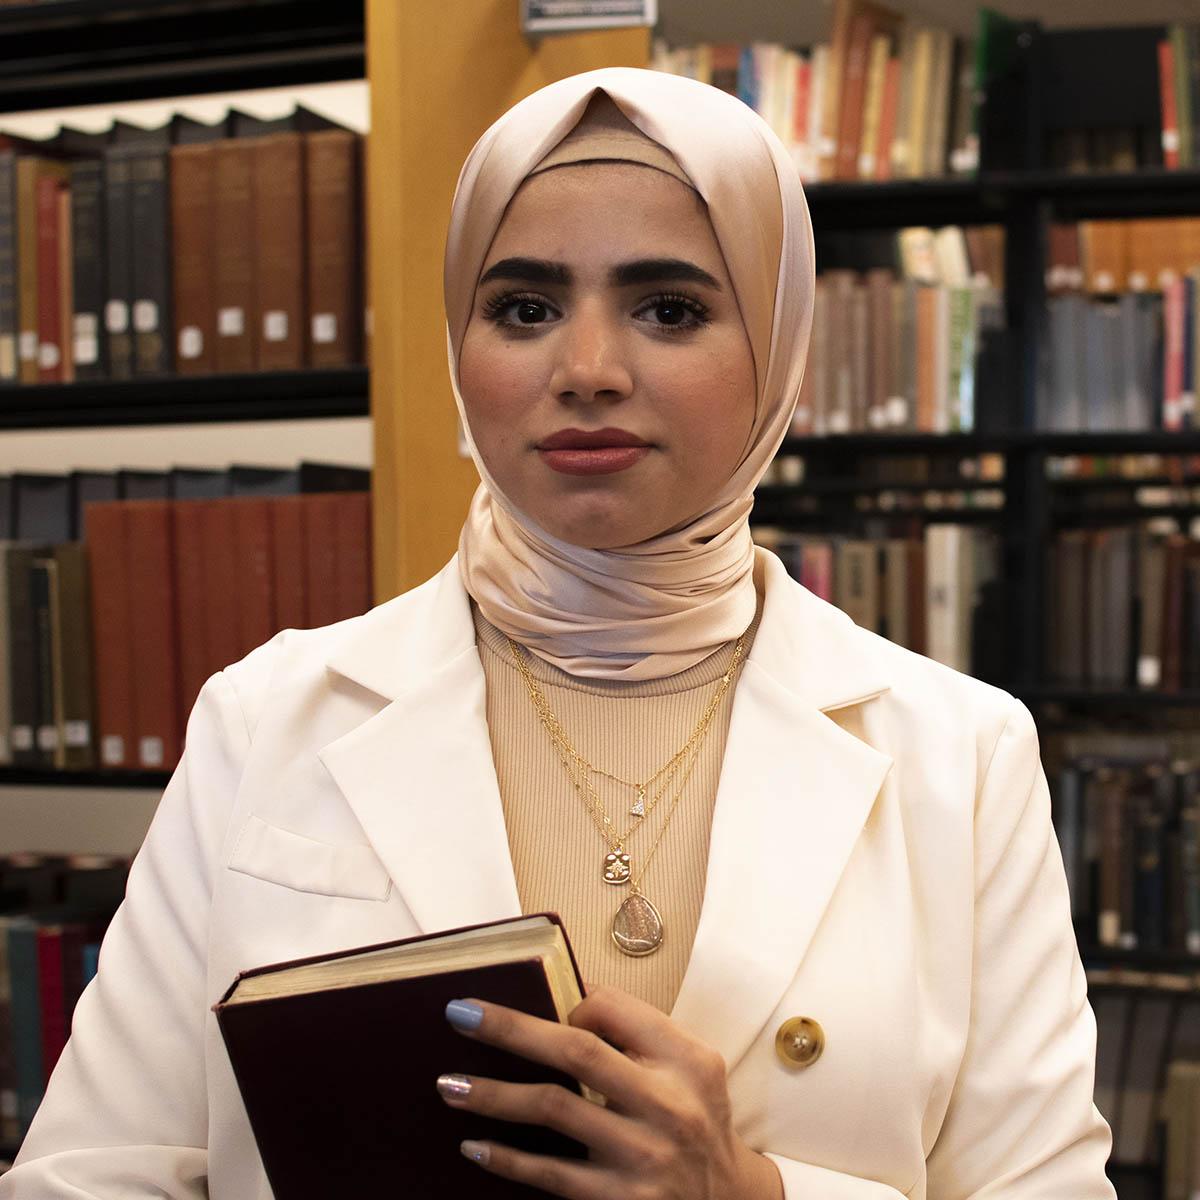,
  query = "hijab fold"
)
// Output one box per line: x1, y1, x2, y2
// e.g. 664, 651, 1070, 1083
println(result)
444, 68, 815, 680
